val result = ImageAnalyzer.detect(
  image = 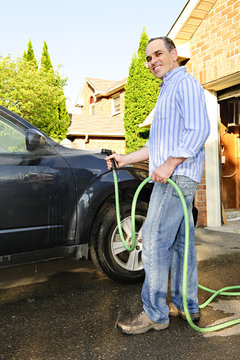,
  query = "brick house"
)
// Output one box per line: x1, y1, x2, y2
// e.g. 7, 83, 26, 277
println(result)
67, 78, 127, 153
167, 0, 240, 227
